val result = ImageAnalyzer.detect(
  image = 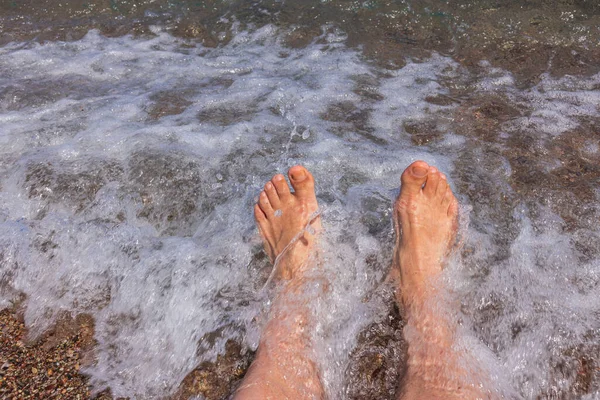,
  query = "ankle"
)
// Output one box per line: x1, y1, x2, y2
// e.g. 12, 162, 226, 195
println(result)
399, 282, 442, 316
